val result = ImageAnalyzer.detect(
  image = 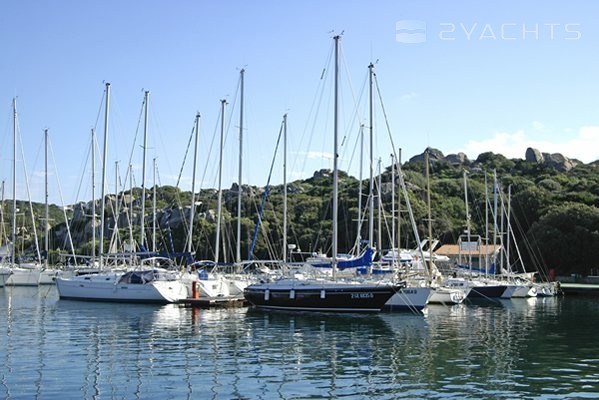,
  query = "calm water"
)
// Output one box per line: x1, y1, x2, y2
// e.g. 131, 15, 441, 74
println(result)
1, 286, 598, 400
